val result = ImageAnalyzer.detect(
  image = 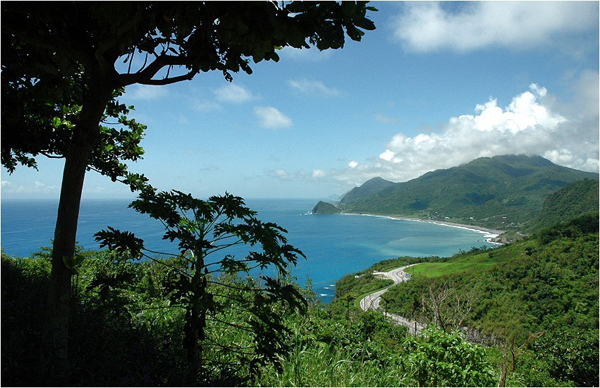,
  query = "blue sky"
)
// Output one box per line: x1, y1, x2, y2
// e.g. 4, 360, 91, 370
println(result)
2, 1, 599, 200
